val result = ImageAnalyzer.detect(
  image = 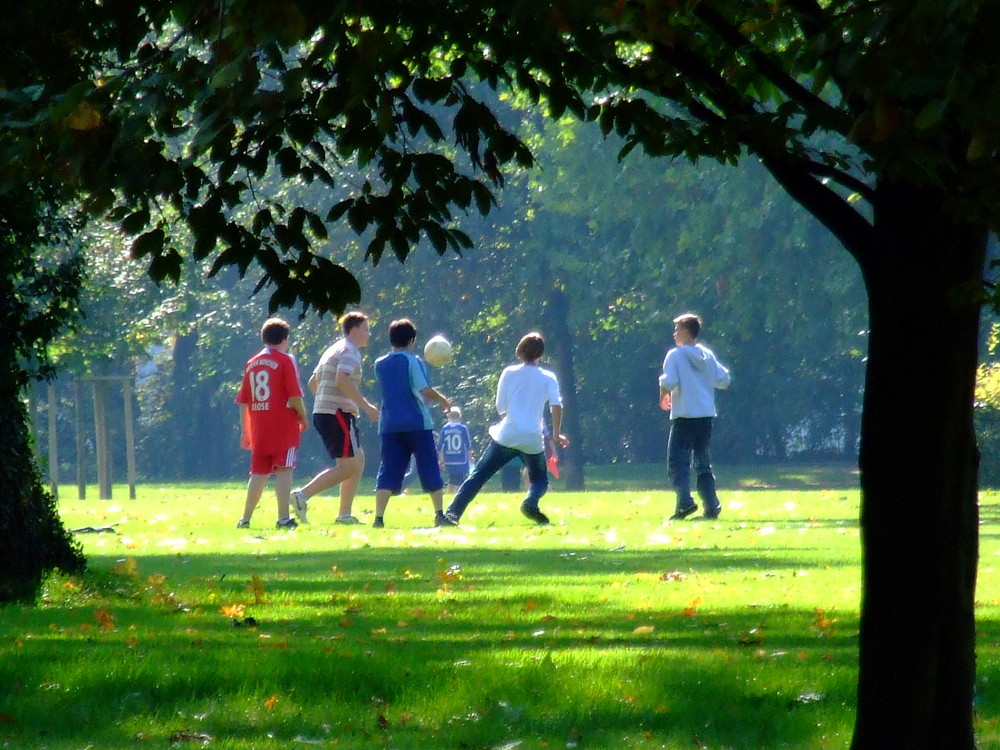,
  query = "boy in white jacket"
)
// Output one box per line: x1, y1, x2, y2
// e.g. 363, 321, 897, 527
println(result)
659, 313, 731, 520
